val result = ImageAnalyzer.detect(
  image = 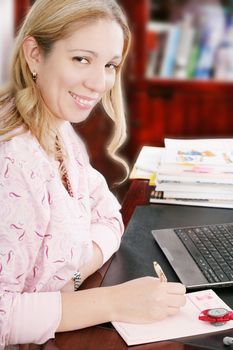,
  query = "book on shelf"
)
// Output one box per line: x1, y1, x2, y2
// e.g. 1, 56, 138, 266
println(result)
194, 3, 225, 79
186, 32, 201, 78
159, 24, 181, 78
145, 1, 233, 80
214, 20, 233, 81
173, 13, 196, 79
146, 22, 172, 78
152, 138, 233, 208
146, 31, 159, 78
